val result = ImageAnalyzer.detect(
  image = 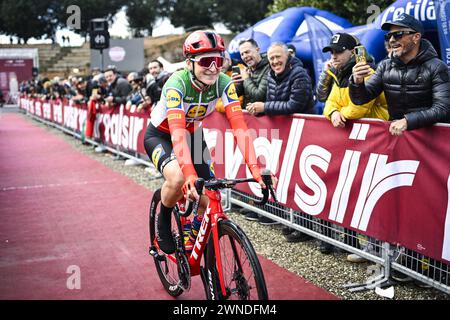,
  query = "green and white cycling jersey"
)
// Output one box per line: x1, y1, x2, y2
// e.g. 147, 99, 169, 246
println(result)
150, 68, 240, 133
